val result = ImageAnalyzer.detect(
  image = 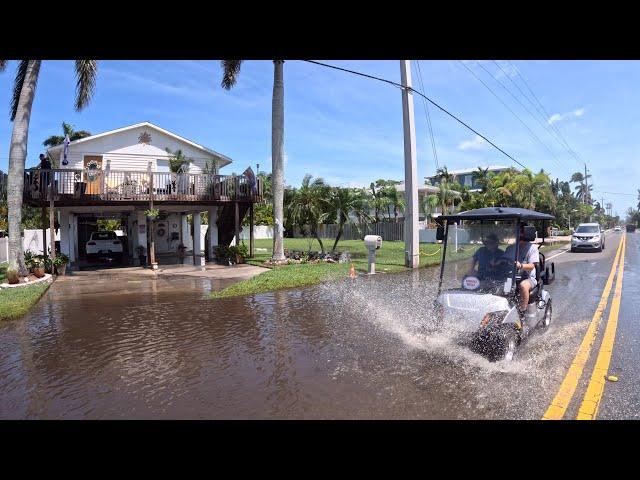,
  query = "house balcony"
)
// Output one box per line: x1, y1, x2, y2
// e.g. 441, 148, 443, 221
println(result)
23, 168, 263, 207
